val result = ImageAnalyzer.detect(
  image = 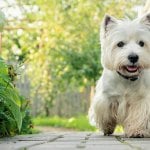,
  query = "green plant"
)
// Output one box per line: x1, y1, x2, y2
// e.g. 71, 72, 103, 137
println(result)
0, 58, 32, 137
20, 96, 33, 134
